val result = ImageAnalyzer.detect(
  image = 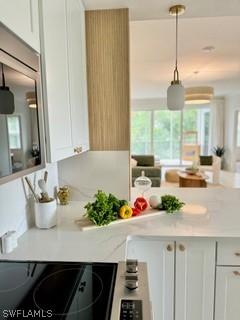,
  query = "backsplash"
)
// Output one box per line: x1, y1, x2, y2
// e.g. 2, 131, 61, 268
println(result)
58, 151, 130, 201
0, 163, 58, 239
